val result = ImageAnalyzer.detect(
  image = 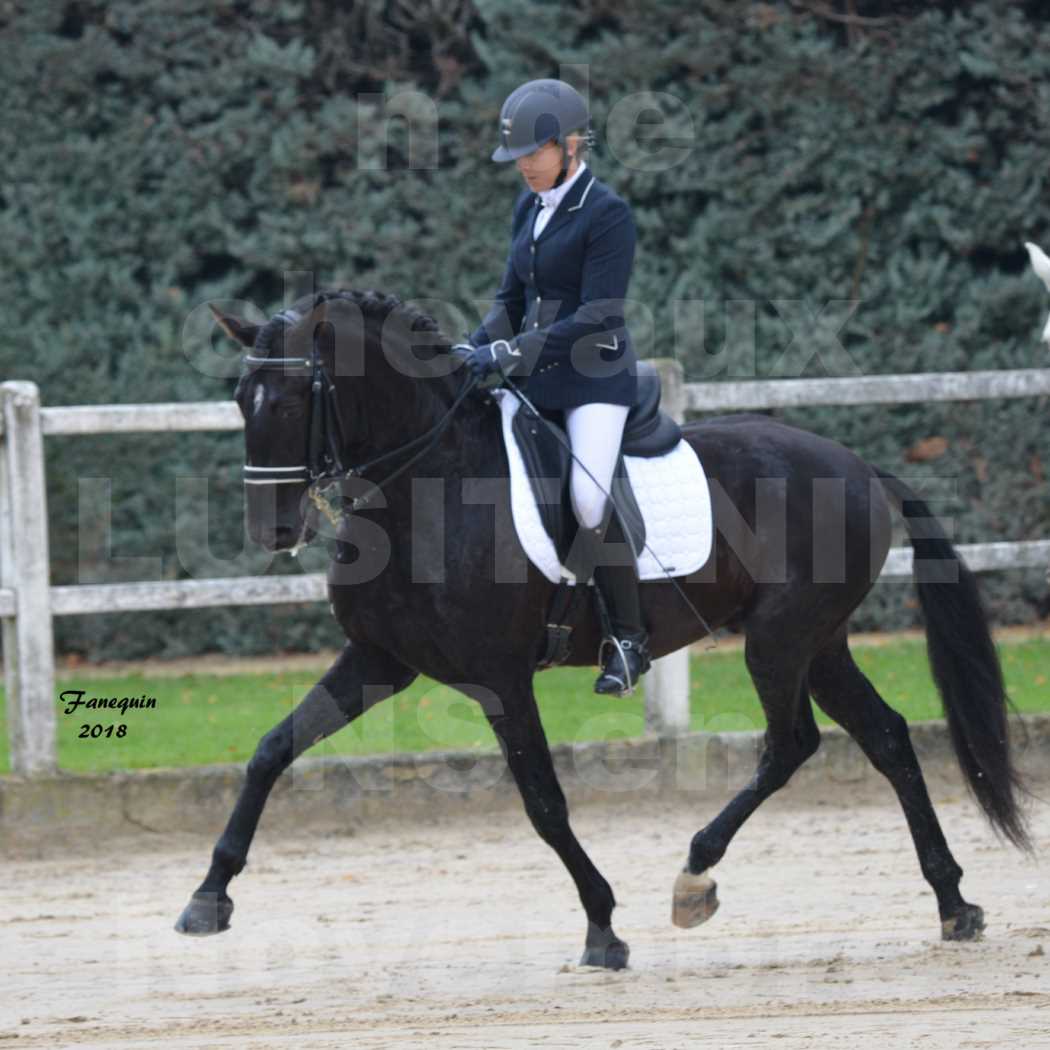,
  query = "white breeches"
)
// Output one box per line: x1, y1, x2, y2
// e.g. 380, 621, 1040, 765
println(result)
564, 402, 631, 530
